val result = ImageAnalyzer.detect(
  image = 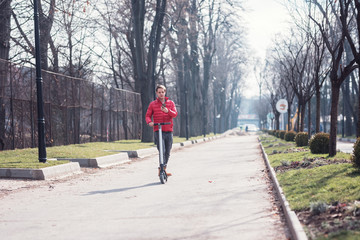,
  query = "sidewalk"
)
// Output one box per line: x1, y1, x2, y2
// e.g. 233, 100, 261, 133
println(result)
0, 133, 290, 240
337, 141, 353, 154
